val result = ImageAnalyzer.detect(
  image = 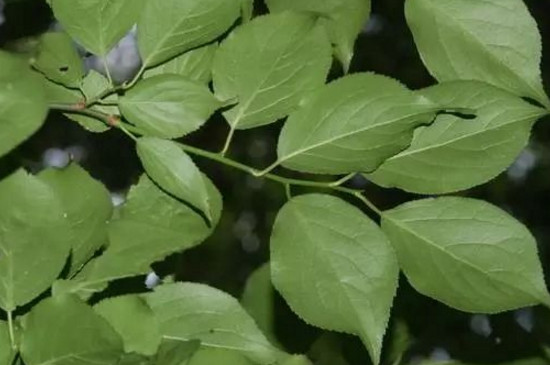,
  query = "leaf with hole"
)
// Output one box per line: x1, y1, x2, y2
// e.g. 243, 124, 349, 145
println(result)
276, 73, 437, 174
120, 75, 221, 139
367, 81, 548, 194
382, 197, 550, 313
406, 0, 550, 107
212, 12, 332, 130
270, 194, 399, 365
